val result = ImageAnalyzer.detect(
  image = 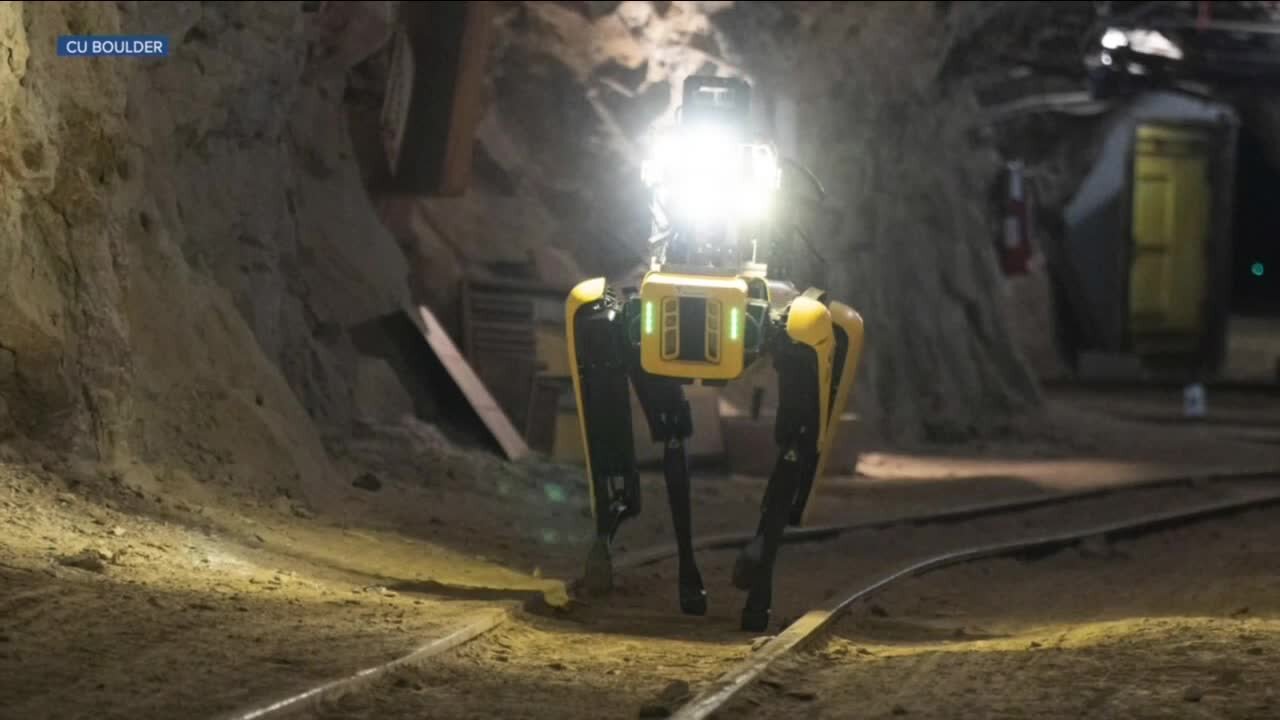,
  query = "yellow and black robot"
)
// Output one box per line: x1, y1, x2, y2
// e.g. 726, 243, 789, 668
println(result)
566, 76, 864, 632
